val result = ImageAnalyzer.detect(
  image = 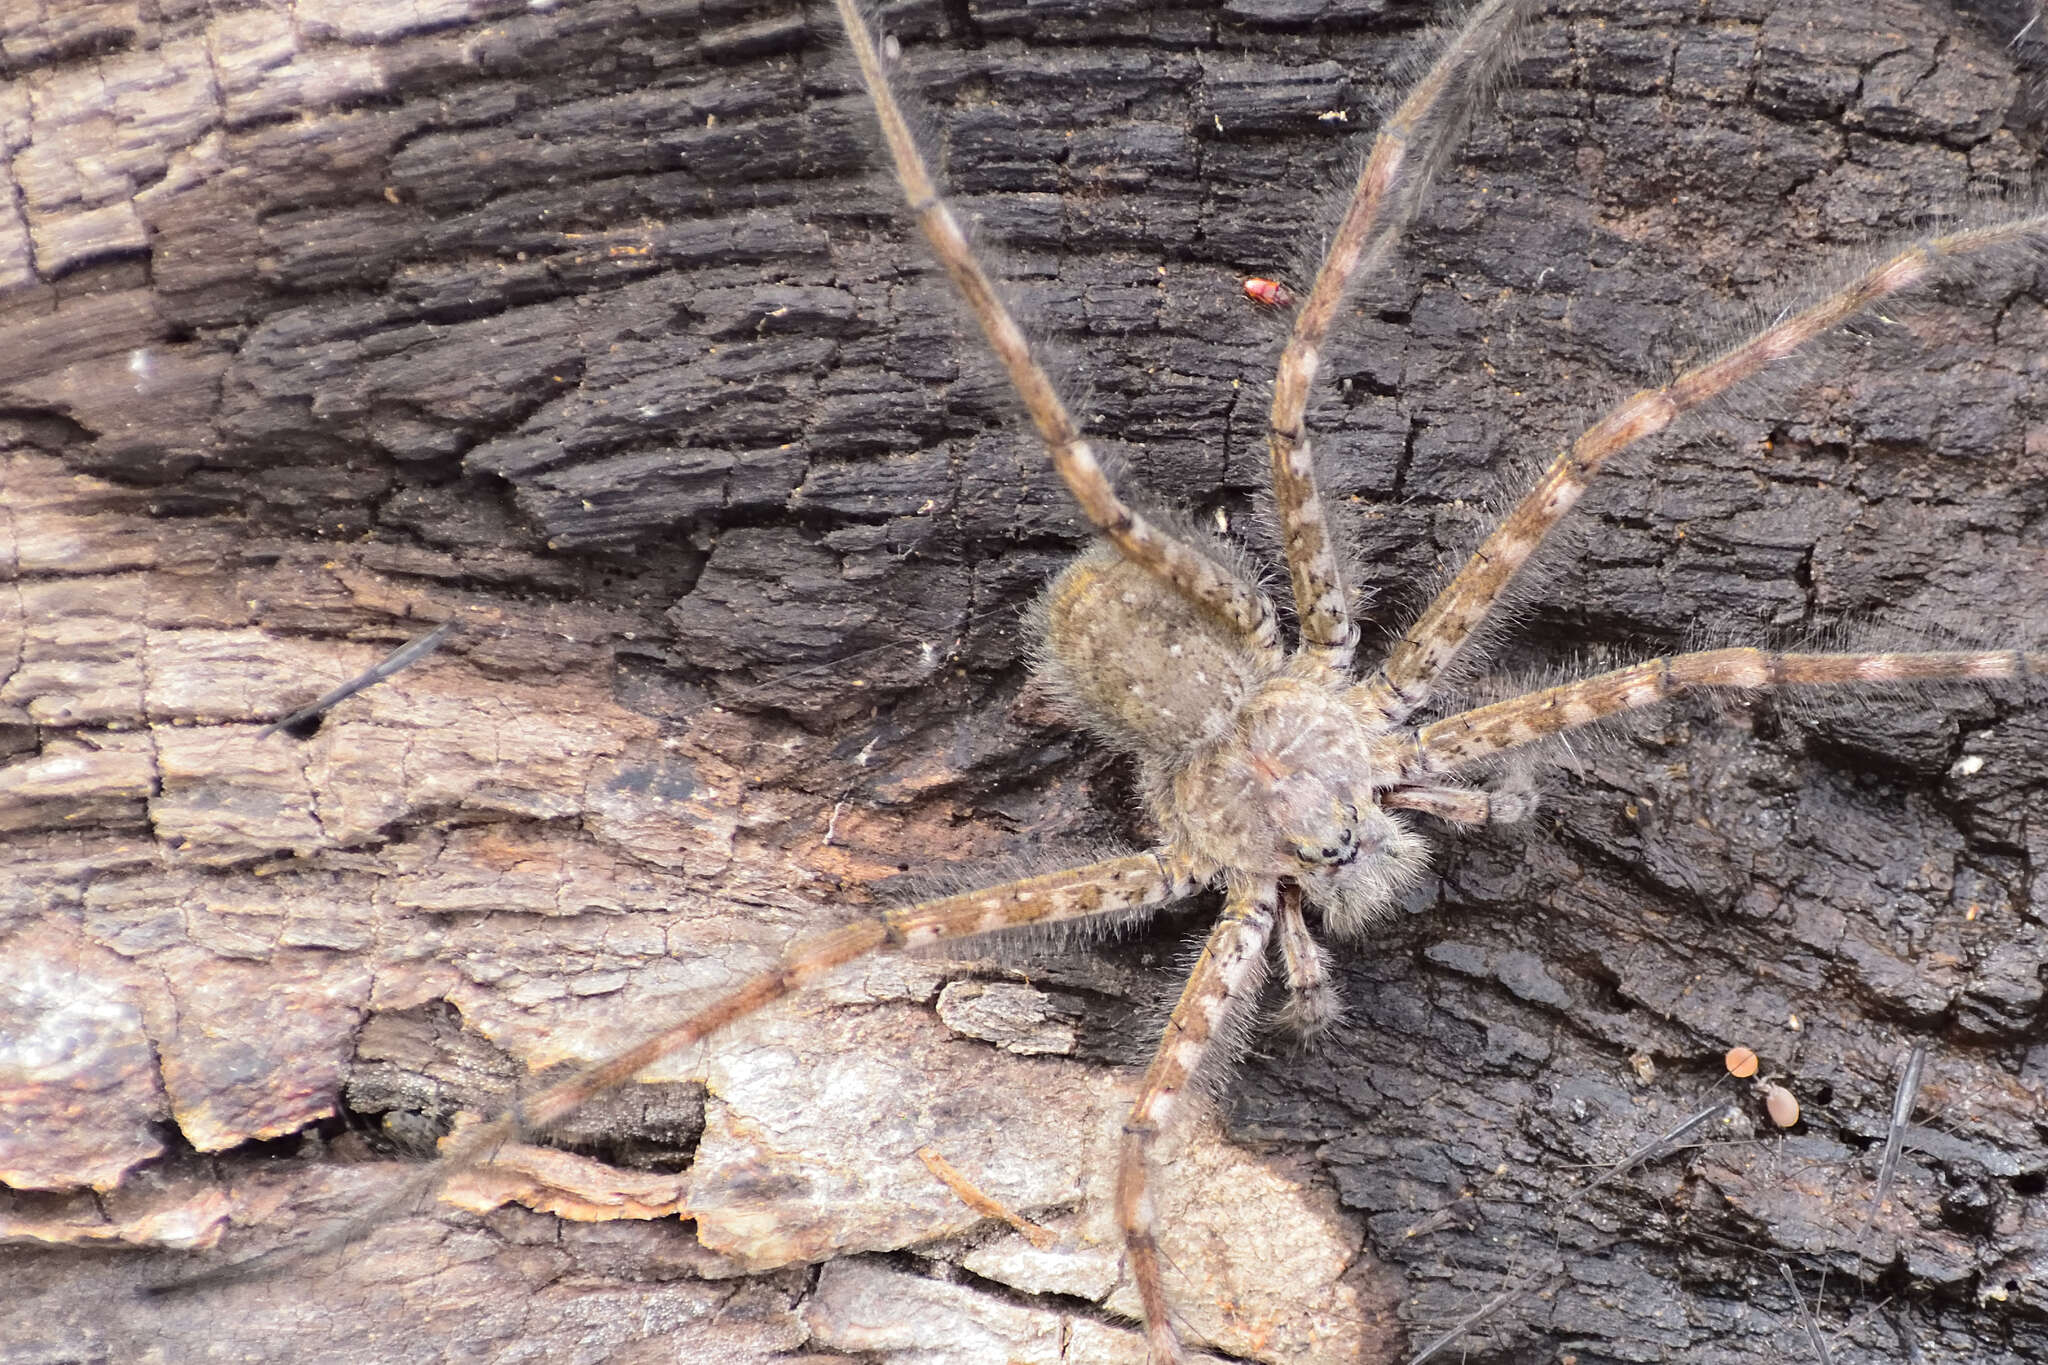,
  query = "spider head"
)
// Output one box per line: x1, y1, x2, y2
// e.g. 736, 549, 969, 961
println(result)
1163, 678, 1427, 936
1285, 795, 1427, 940
1283, 798, 1377, 870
